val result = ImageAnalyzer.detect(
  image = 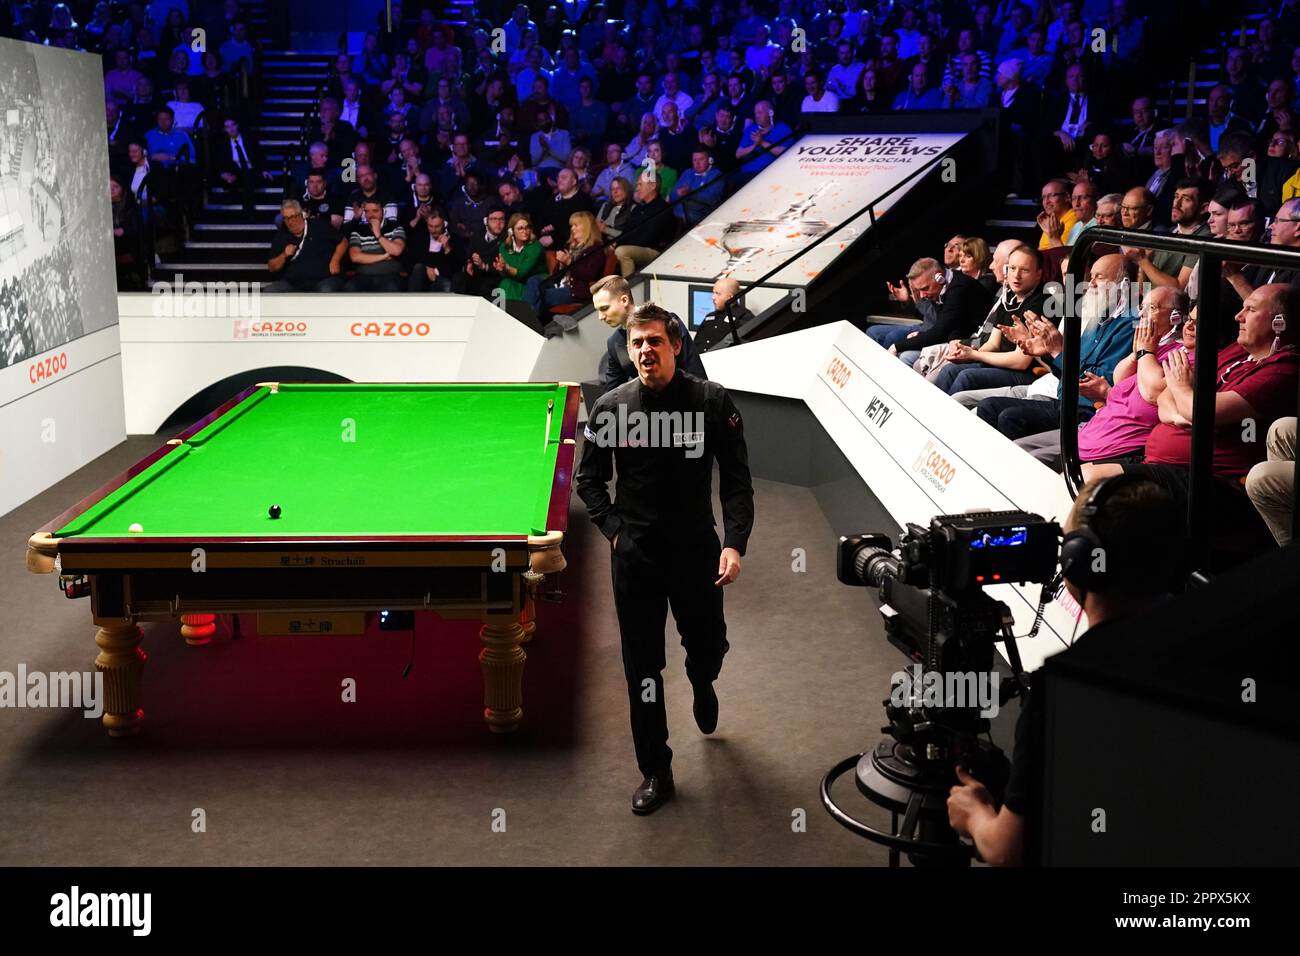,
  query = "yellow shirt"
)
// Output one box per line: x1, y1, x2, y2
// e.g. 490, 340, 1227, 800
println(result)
1039, 208, 1078, 249
1283, 168, 1300, 204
